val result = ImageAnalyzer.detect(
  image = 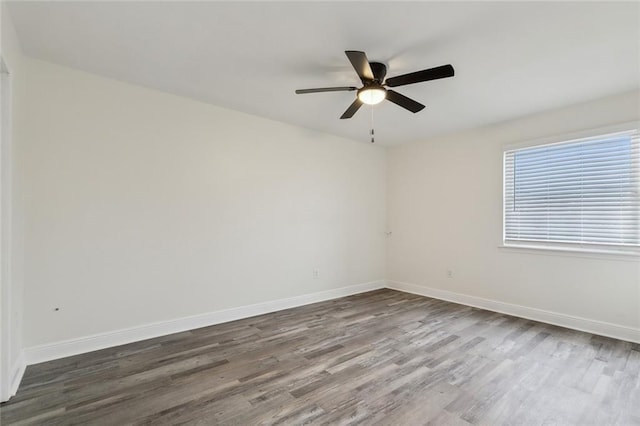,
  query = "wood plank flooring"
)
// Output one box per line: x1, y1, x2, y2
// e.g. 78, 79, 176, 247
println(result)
1, 289, 639, 425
